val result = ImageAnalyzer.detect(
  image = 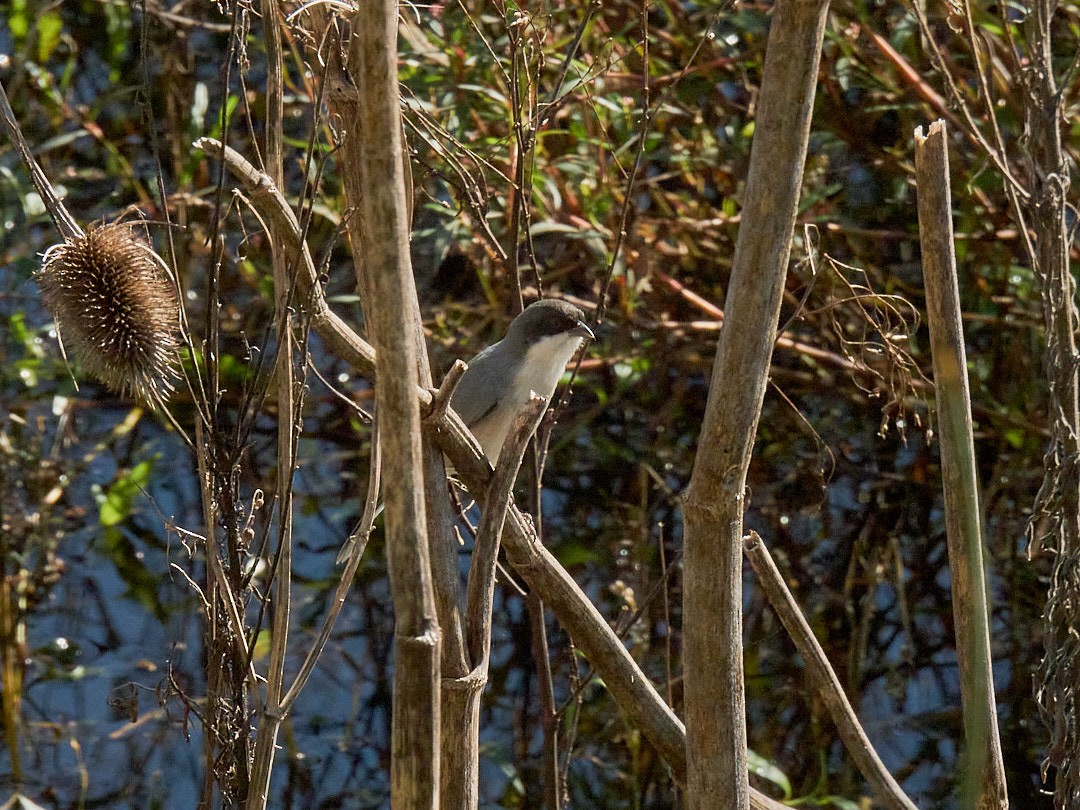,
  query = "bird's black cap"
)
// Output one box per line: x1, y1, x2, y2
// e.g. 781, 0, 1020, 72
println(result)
509, 299, 594, 345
